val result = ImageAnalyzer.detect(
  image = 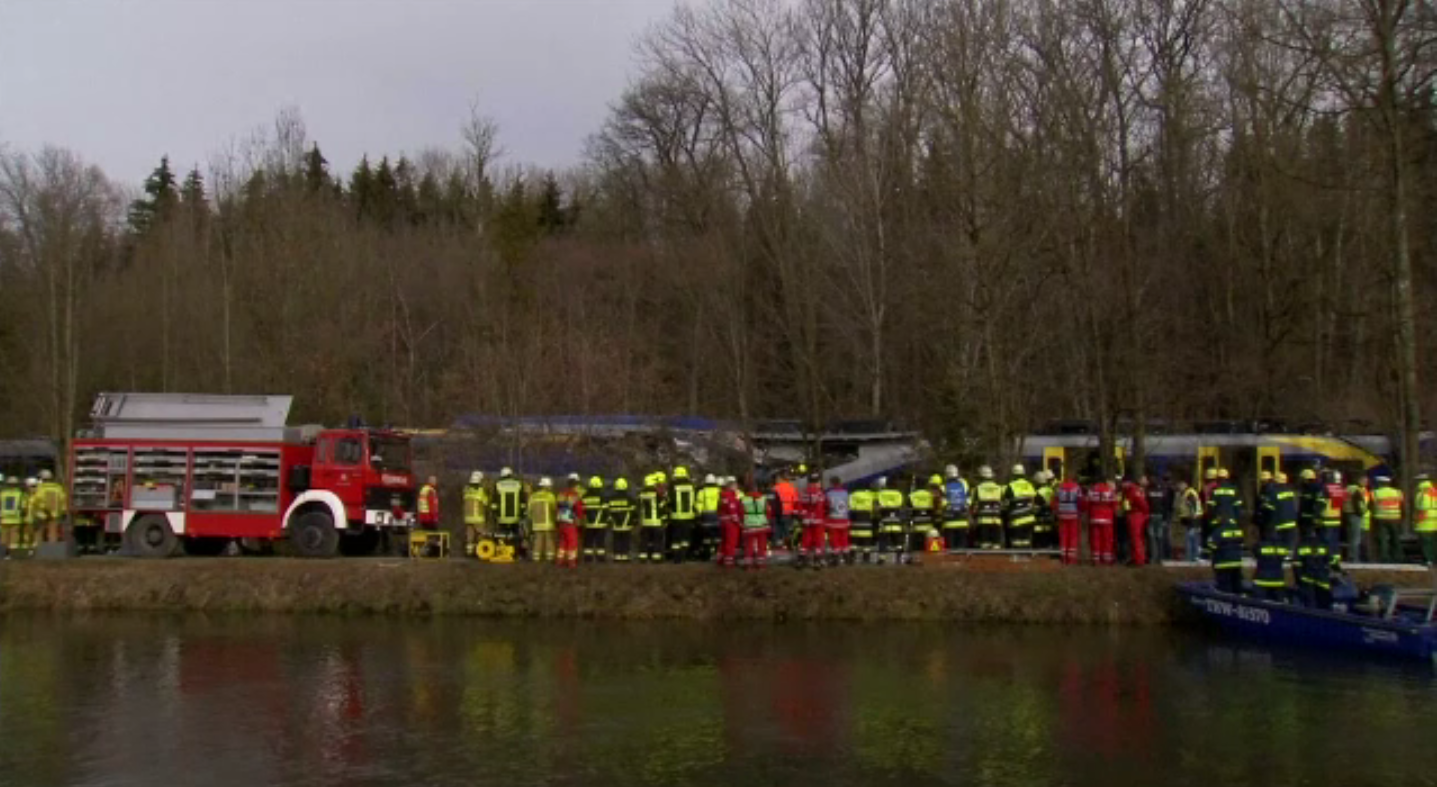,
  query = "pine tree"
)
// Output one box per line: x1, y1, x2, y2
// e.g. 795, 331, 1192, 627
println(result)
372, 156, 398, 226
303, 143, 330, 194
536, 172, 566, 235
181, 167, 206, 207
127, 155, 179, 235
349, 155, 374, 220
394, 156, 418, 224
